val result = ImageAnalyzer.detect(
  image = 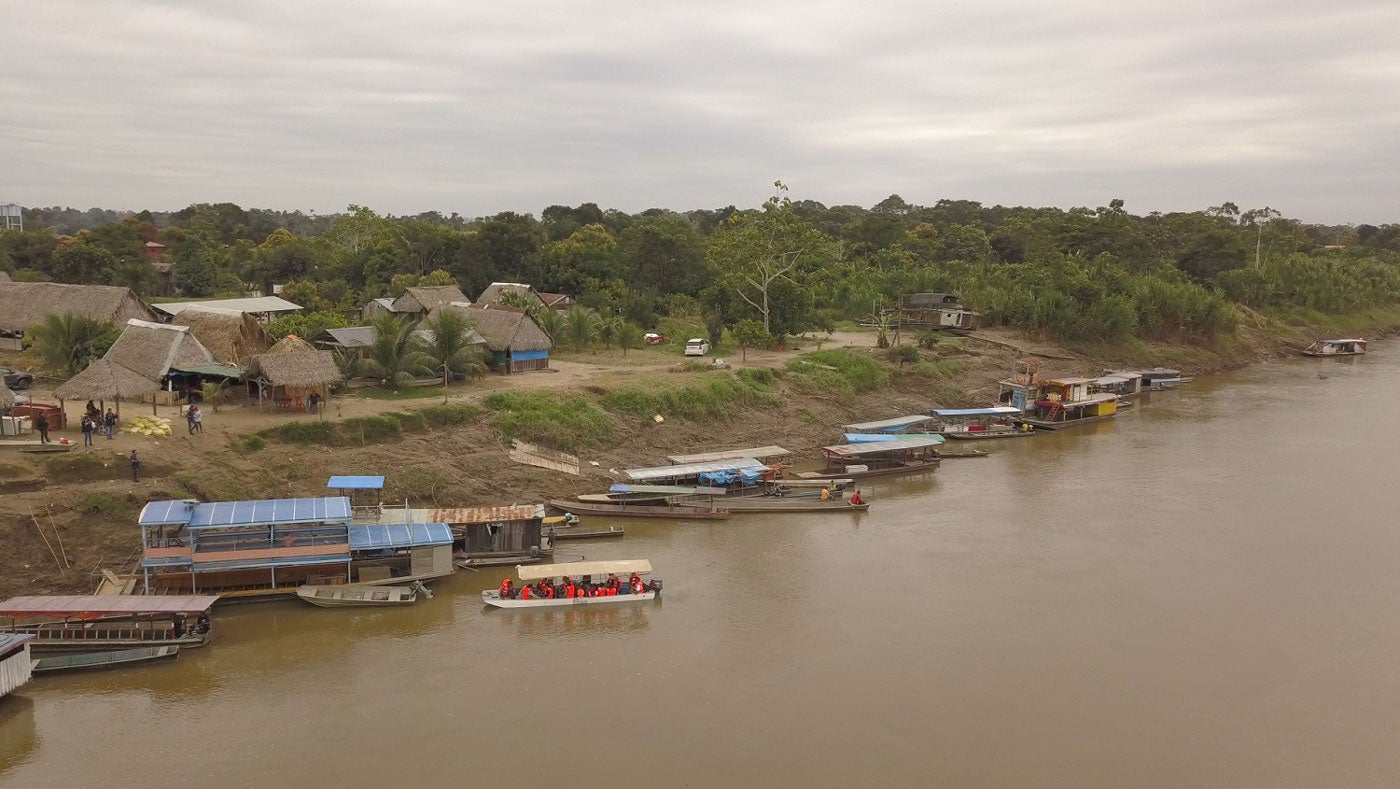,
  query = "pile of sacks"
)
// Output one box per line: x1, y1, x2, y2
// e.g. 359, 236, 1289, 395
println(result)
123, 415, 173, 437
